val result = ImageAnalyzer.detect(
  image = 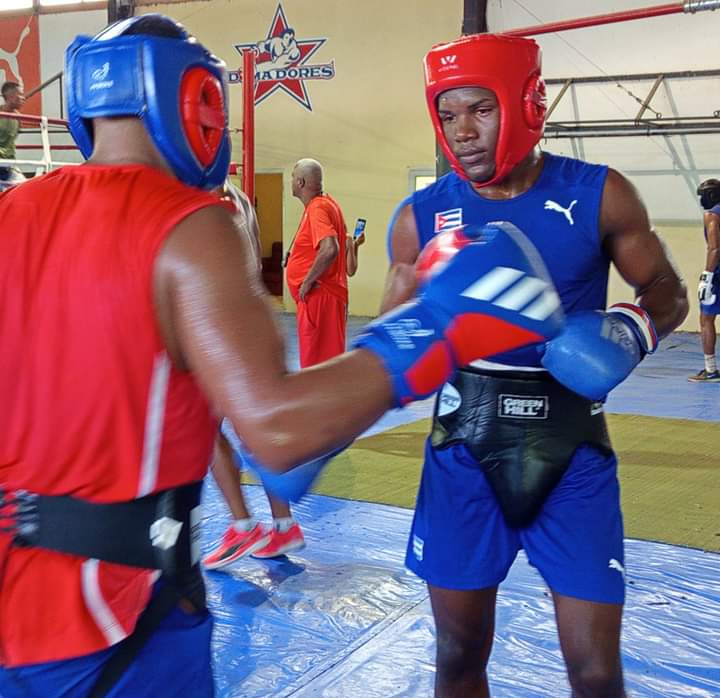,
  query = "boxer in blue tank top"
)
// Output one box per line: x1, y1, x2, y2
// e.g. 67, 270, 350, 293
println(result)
382, 34, 688, 697
688, 179, 720, 381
